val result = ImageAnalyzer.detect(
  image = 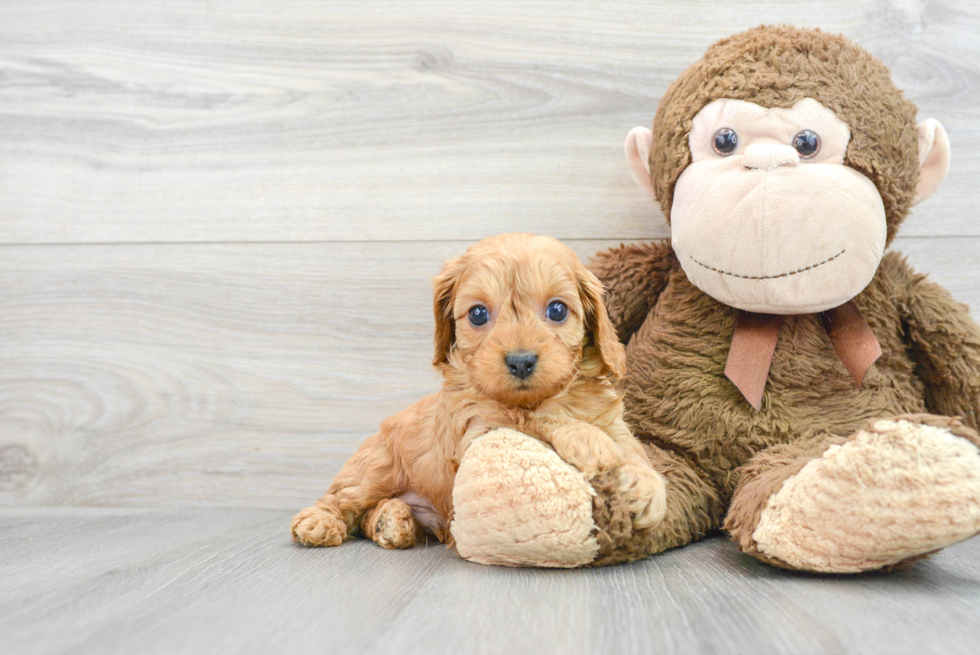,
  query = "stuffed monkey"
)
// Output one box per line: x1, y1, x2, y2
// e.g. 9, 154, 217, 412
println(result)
449, 25, 980, 572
